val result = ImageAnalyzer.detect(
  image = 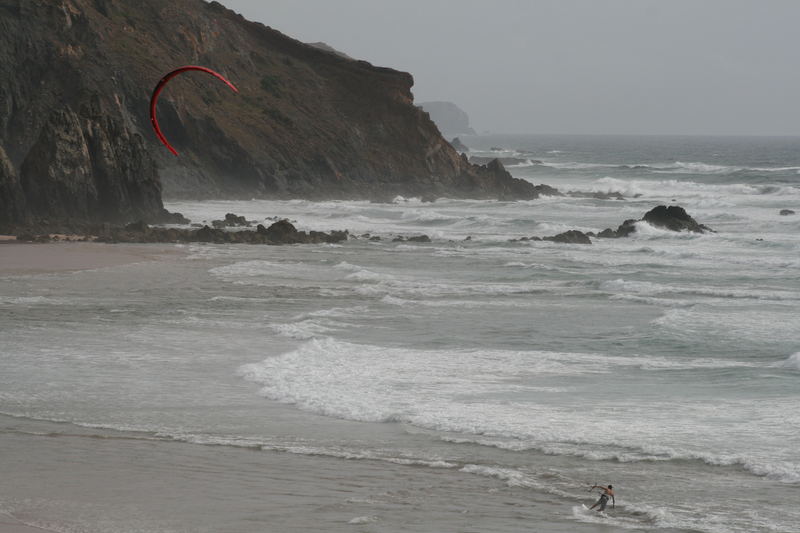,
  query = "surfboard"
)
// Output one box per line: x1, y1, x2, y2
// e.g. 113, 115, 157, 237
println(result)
581, 504, 608, 517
